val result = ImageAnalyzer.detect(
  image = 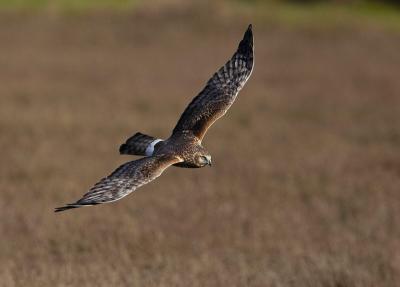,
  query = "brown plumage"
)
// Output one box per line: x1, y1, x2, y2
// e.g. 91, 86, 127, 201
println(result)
55, 155, 181, 212
172, 25, 254, 141
55, 25, 254, 212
